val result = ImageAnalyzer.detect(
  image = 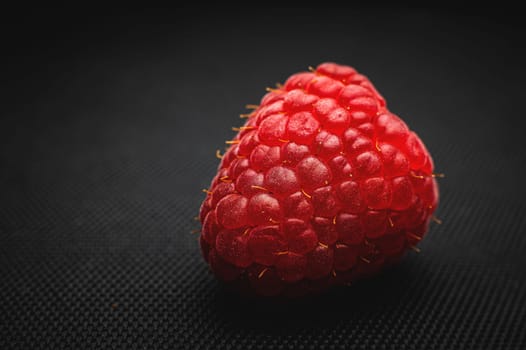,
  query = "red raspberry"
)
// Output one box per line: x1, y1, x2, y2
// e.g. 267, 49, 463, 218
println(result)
199, 62, 440, 297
